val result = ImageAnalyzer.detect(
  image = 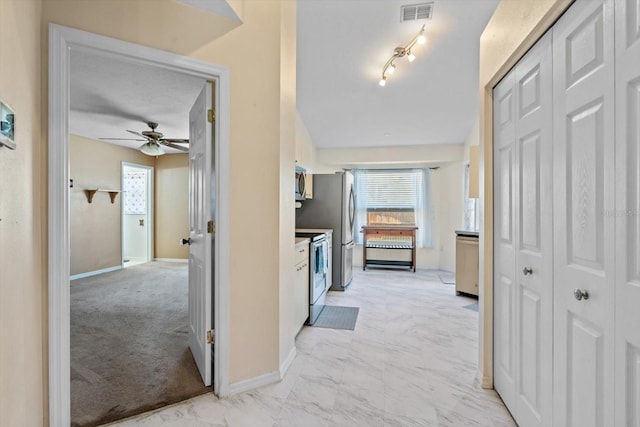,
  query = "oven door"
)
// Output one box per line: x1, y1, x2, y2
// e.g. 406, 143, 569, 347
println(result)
311, 240, 327, 303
